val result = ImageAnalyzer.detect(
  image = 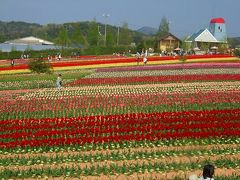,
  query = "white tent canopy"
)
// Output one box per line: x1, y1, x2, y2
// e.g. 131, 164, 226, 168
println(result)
194, 29, 218, 43
4, 36, 54, 45
185, 29, 219, 43
211, 46, 218, 49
